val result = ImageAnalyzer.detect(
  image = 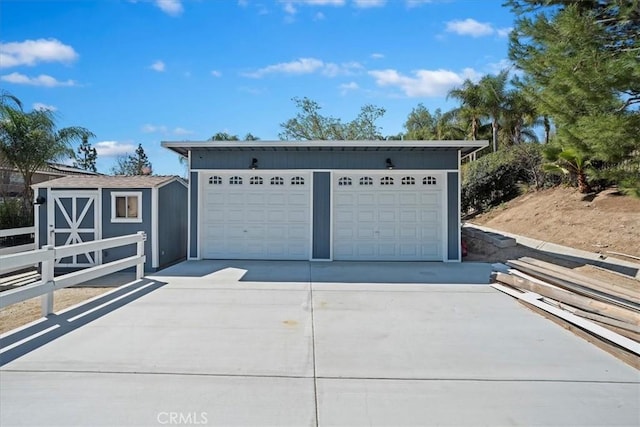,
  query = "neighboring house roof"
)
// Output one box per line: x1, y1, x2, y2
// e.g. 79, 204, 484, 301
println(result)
0, 160, 100, 177
161, 140, 489, 158
32, 175, 186, 189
